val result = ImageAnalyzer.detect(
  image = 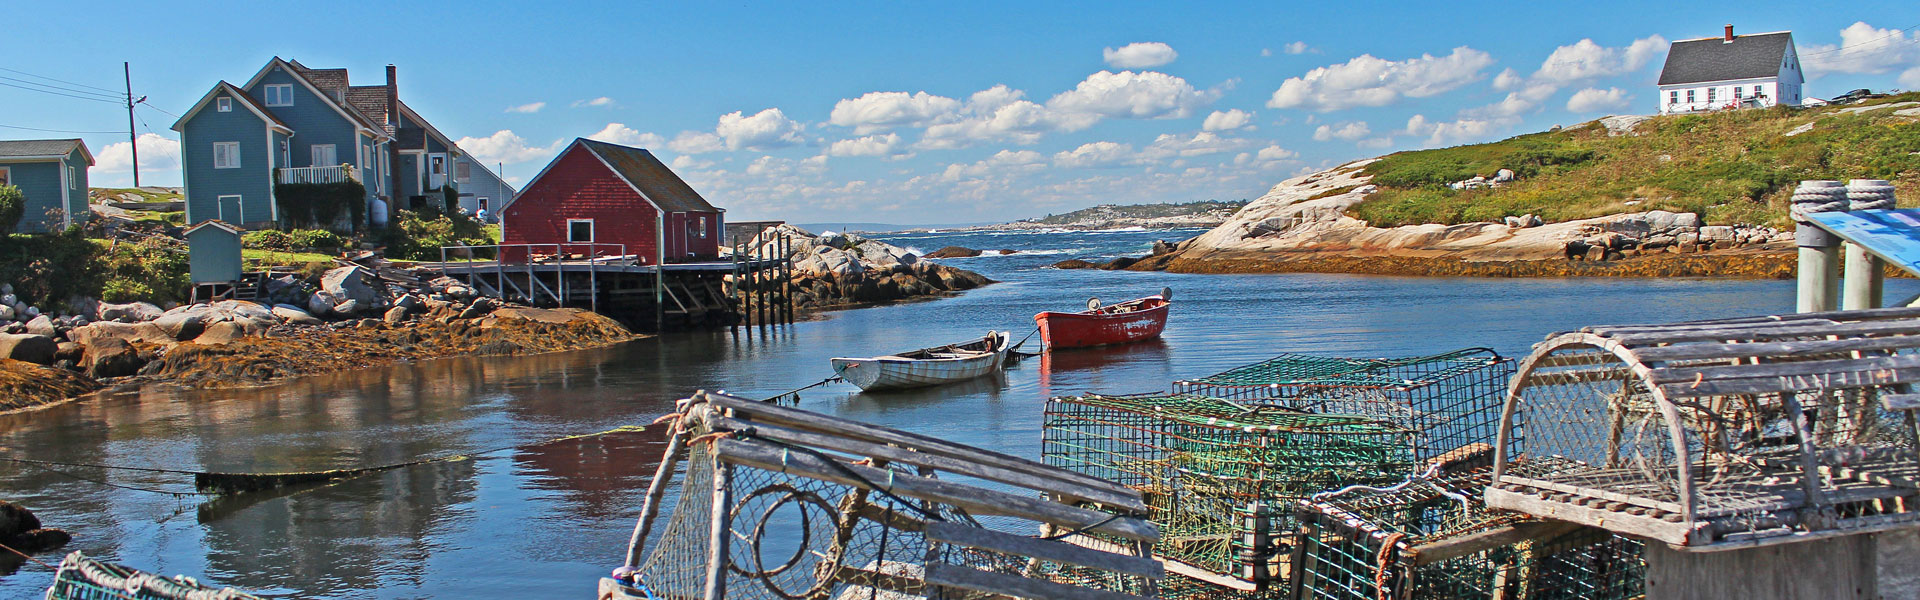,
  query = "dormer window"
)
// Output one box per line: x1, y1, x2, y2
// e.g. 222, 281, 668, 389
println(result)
264, 84, 294, 107
216, 97, 232, 112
